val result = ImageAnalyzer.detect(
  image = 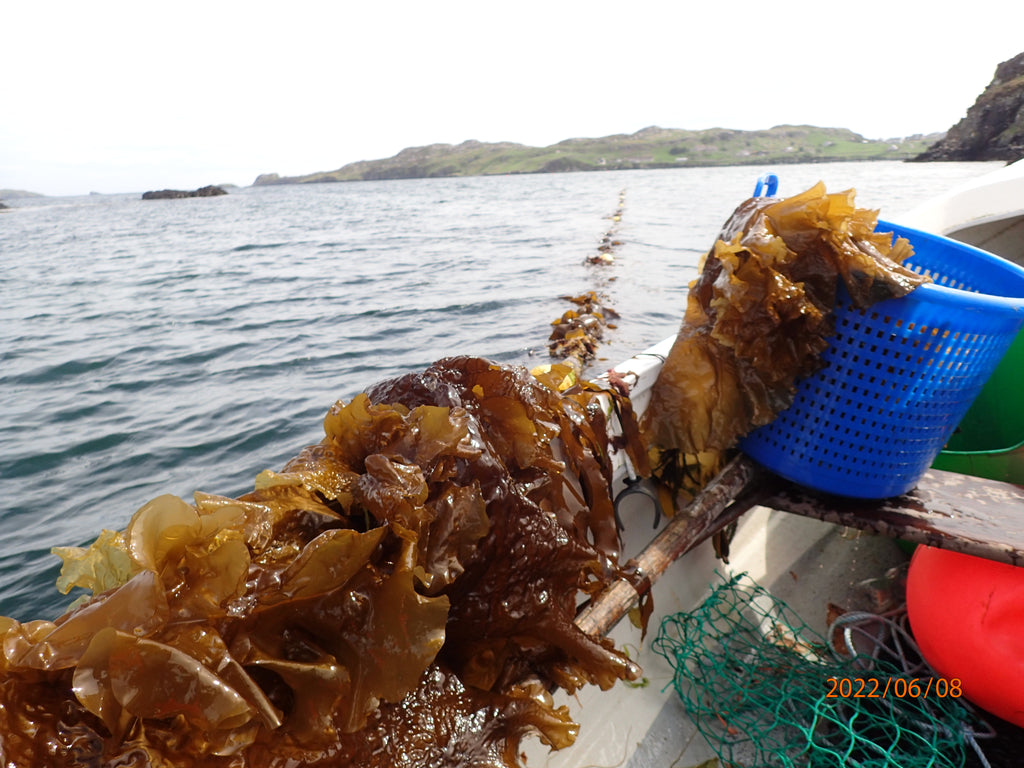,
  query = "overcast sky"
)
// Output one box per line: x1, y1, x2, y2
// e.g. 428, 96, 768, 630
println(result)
3, 1, 1023, 196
